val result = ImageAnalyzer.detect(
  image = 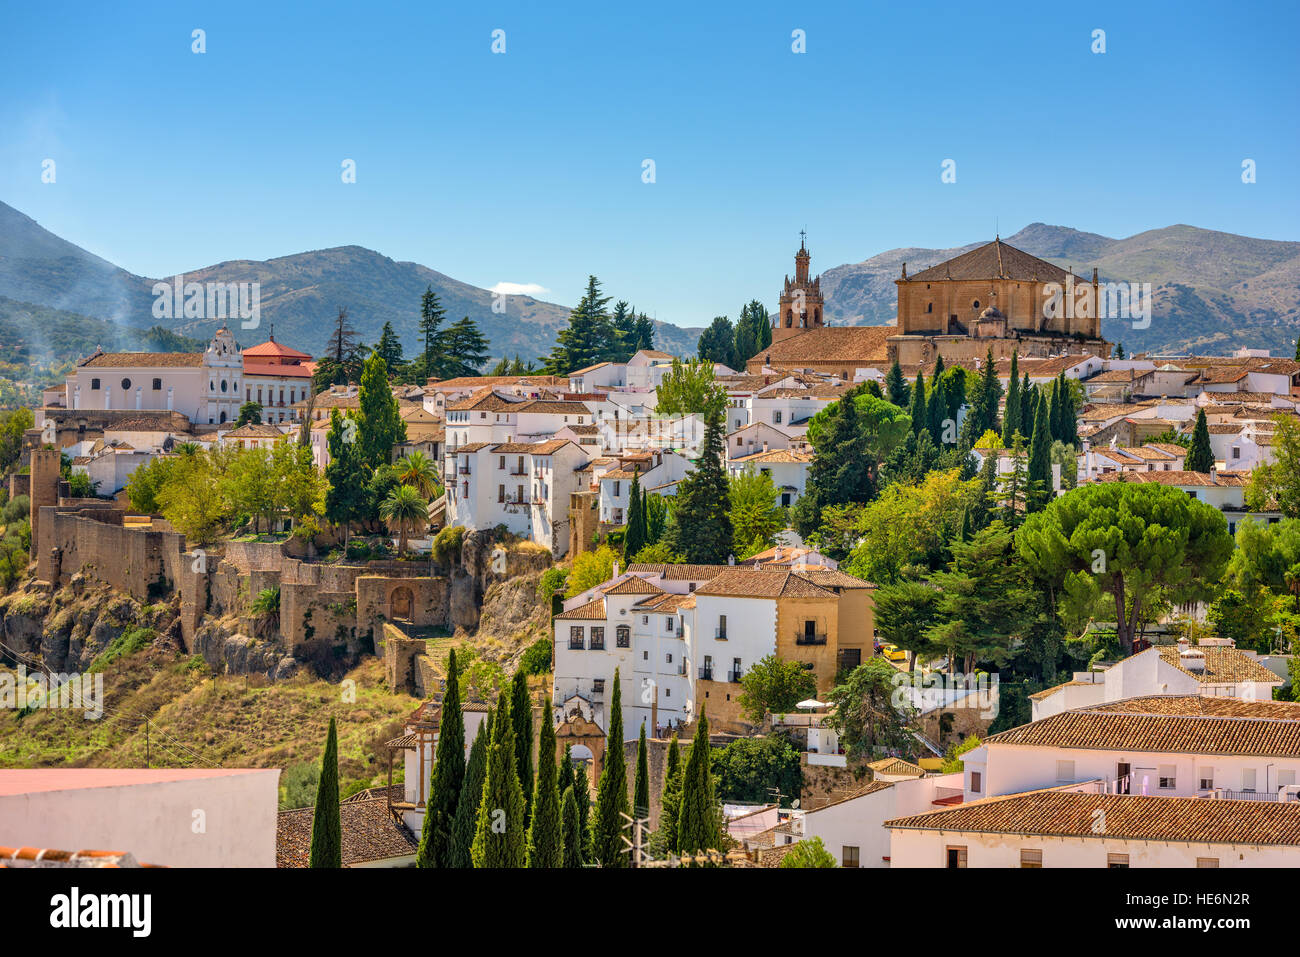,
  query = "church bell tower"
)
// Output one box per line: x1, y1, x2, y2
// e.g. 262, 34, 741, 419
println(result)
773, 231, 824, 344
